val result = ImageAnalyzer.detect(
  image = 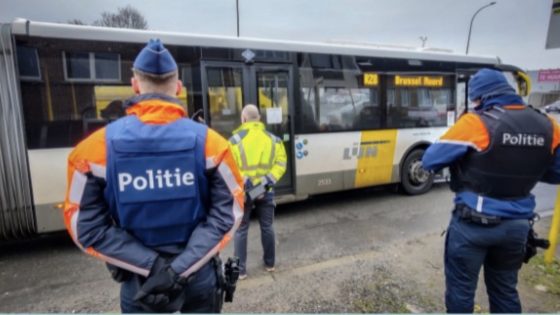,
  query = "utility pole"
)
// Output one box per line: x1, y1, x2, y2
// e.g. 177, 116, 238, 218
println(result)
236, 0, 240, 37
